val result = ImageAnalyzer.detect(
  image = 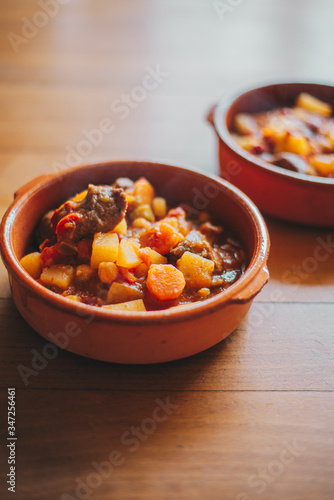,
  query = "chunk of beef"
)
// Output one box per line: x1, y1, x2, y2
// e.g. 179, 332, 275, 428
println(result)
270, 153, 309, 175
36, 210, 55, 246
169, 230, 213, 260
52, 184, 127, 243
198, 222, 223, 244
